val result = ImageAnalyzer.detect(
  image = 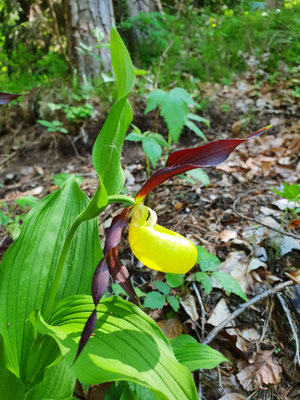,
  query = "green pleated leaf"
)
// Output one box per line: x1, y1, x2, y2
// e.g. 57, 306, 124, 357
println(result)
25, 360, 75, 400
37, 295, 198, 400
0, 337, 26, 399
0, 336, 75, 400
92, 28, 135, 195
0, 176, 101, 387
170, 336, 228, 371
172, 343, 228, 371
